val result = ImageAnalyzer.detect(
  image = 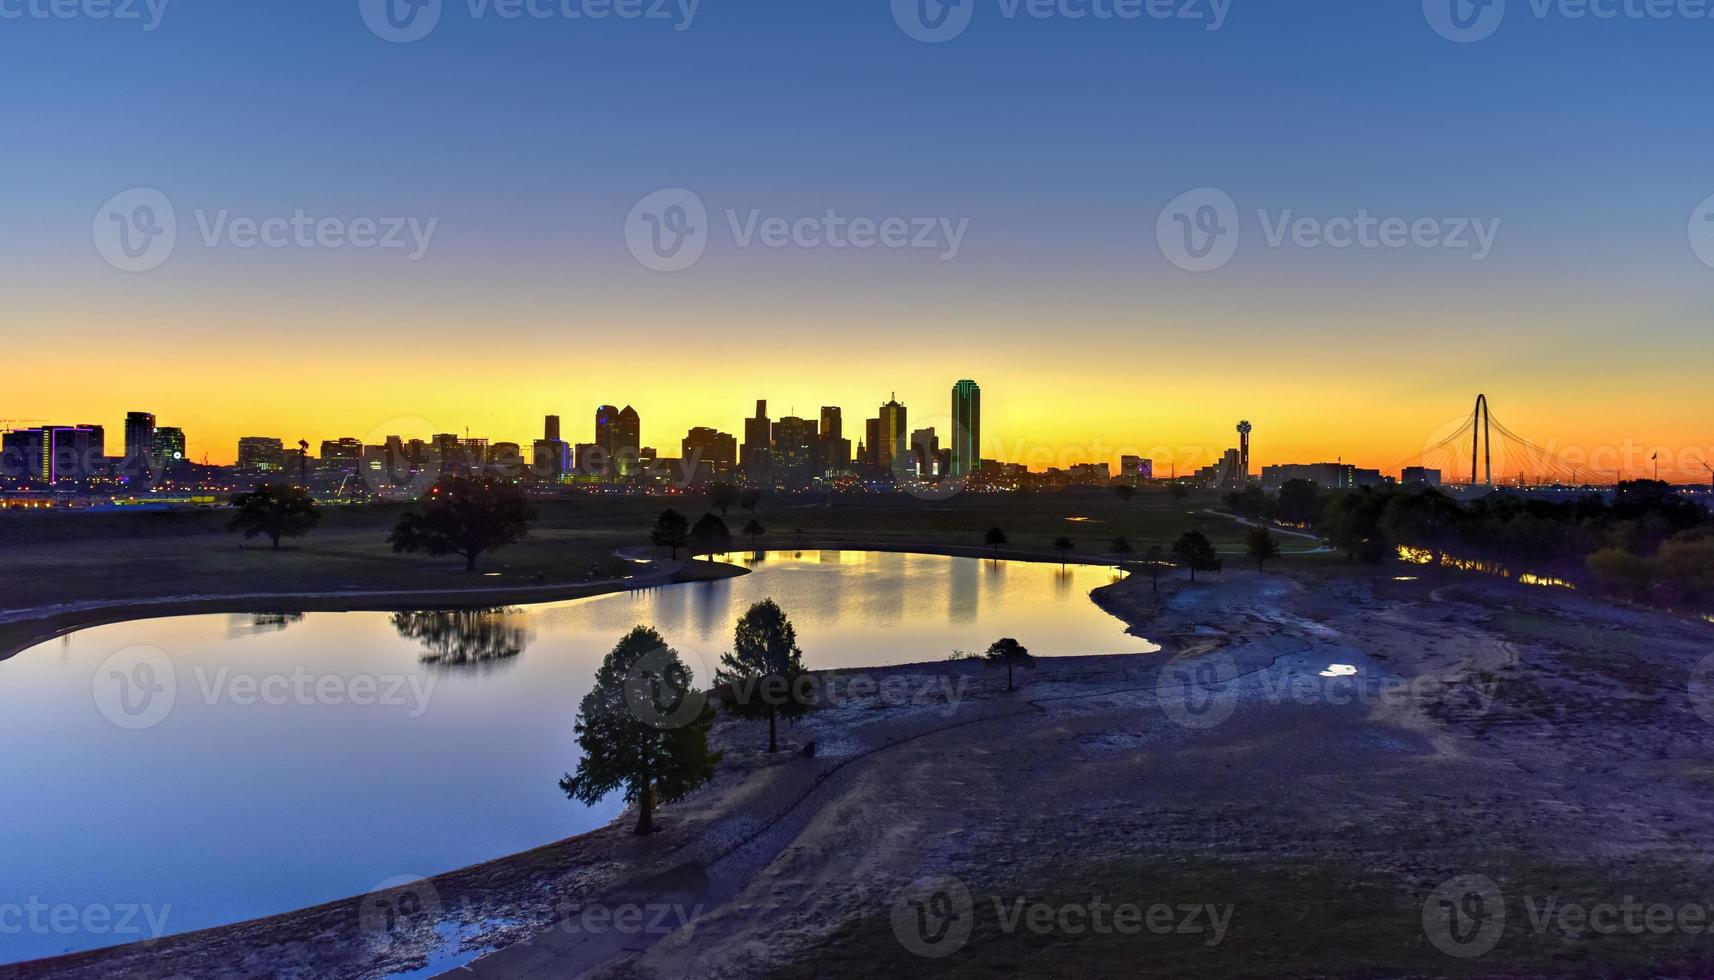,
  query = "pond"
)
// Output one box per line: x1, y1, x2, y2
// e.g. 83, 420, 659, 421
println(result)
0, 551, 1153, 964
